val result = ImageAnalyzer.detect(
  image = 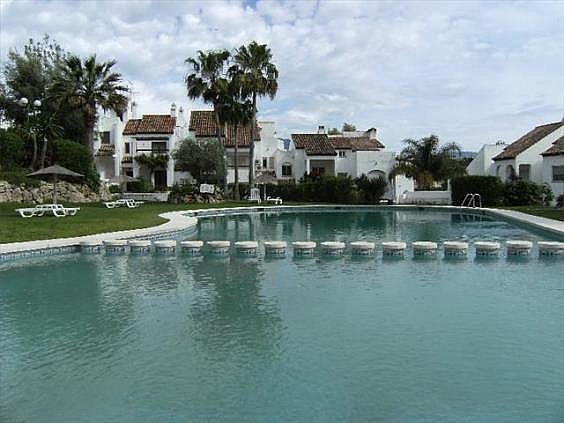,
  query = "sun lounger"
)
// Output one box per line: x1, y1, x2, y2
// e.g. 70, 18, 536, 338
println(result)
266, 196, 283, 205
105, 199, 144, 208
34, 204, 80, 217
15, 207, 46, 218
